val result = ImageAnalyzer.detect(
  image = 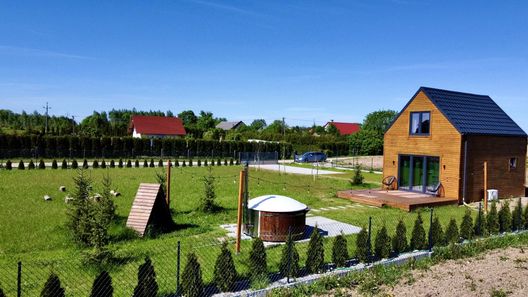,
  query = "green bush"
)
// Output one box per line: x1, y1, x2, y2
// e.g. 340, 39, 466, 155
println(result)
235, 159, 240, 165
93, 160, 99, 168
182, 252, 203, 297
51, 159, 58, 169
350, 164, 364, 186
109, 160, 115, 168
279, 232, 300, 278
40, 273, 65, 297
188, 159, 193, 167
230, 158, 234, 166
374, 225, 391, 259
487, 201, 500, 234
90, 271, 113, 297
410, 213, 426, 250
28, 160, 35, 169
118, 159, 124, 168
355, 227, 370, 262
83, 159, 89, 169
133, 257, 158, 297
200, 168, 217, 212
429, 216, 444, 247
197, 159, 202, 167
392, 219, 407, 254
61, 159, 68, 169
498, 200, 512, 233
72, 160, 79, 169
38, 159, 46, 169
143, 160, 148, 168
512, 198, 523, 231
224, 159, 228, 166
474, 206, 487, 237
175, 160, 180, 167
127, 159, 132, 168
524, 203, 528, 229
5, 160, 12, 170
149, 159, 155, 168
101, 160, 107, 169
217, 159, 222, 166
135, 159, 140, 167
460, 209, 474, 241
0, 286, 4, 297
306, 225, 325, 273
249, 237, 268, 284
158, 159, 163, 167
445, 218, 460, 244
213, 242, 237, 292
332, 232, 349, 268
204, 160, 208, 166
